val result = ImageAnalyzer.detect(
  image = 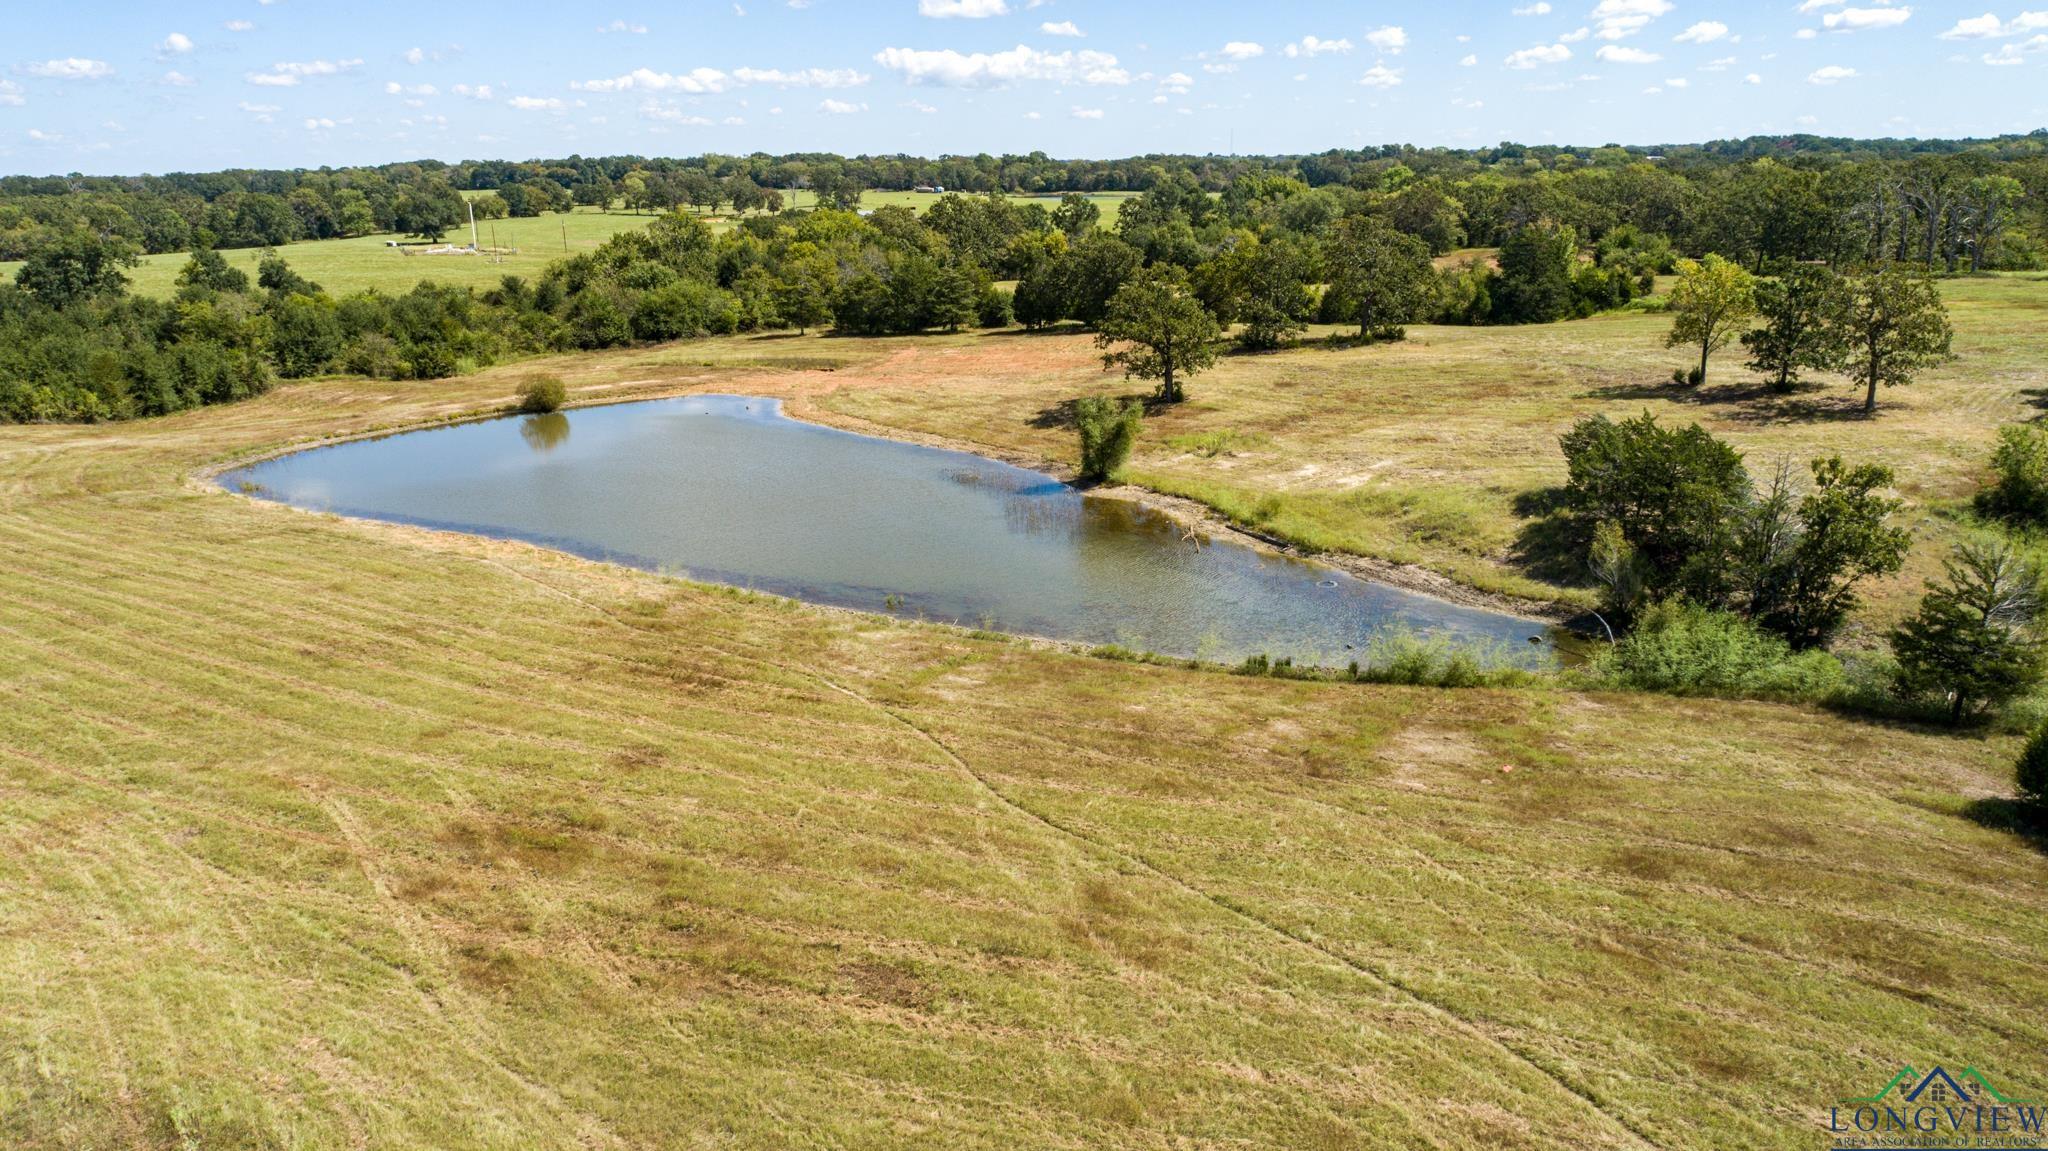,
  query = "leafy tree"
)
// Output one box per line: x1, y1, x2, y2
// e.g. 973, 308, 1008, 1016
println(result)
268, 294, 343, 378
1095, 266, 1220, 404
1063, 233, 1143, 327
394, 181, 465, 241
175, 247, 250, 299
15, 230, 140, 309
1559, 412, 1752, 604
1748, 457, 1909, 648
1073, 395, 1142, 481
1488, 224, 1576, 325
1742, 263, 1850, 391
256, 252, 322, 299
1664, 254, 1757, 385
1891, 538, 2047, 724
1841, 265, 1953, 413
1323, 215, 1433, 341
1051, 193, 1101, 239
